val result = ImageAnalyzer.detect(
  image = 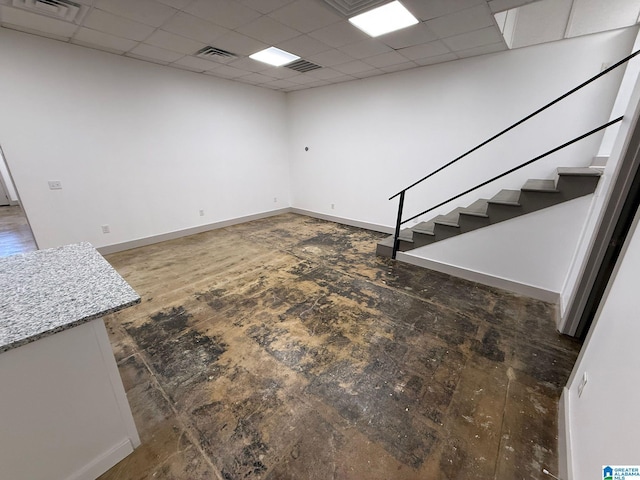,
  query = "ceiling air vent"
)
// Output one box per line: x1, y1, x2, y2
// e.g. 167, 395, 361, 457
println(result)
286, 59, 322, 73
321, 0, 390, 17
12, 0, 86, 23
195, 46, 238, 60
